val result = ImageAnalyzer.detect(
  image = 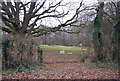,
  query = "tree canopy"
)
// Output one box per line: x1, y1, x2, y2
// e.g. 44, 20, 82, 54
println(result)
0, 0, 94, 36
